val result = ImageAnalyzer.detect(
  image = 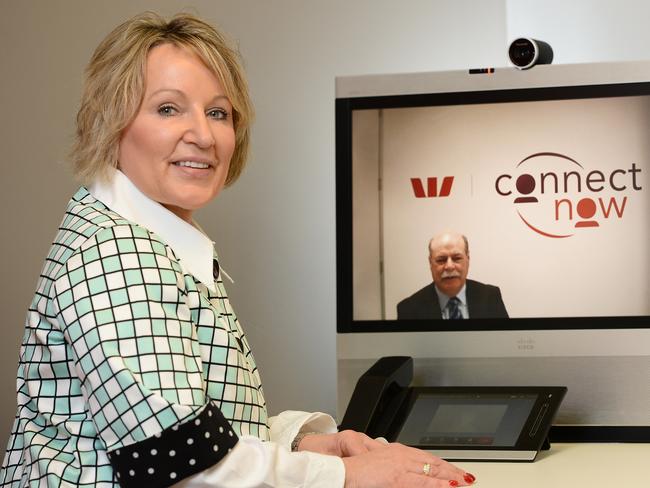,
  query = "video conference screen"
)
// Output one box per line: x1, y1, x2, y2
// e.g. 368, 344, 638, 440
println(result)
336, 83, 650, 331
